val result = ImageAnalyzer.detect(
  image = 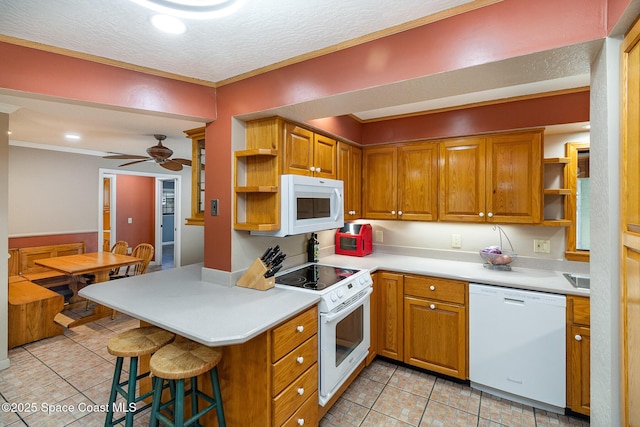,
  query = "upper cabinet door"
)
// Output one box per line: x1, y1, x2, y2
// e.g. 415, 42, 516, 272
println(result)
363, 146, 398, 219
283, 122, 313, 176
397, 142, 438, 221
313, 133, 337, 179
439, 137, 486, 223
486, 131, 542, 224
